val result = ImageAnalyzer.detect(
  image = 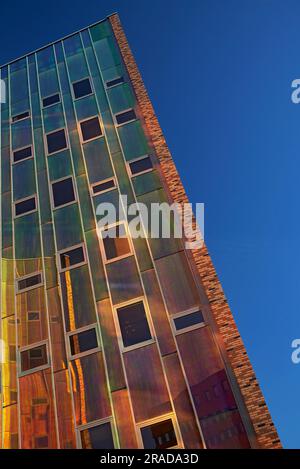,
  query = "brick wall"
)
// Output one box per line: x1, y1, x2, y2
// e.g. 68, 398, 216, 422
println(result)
109, 13, 281, 449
